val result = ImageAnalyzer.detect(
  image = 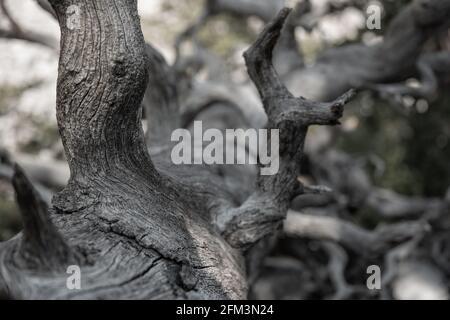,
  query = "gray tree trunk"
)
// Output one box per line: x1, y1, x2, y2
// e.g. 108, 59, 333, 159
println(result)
0, 1, 357, 300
